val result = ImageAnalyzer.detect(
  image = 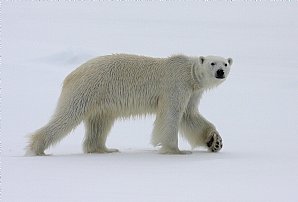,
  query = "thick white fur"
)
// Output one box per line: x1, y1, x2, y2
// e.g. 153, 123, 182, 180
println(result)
26, 54, 232, 155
